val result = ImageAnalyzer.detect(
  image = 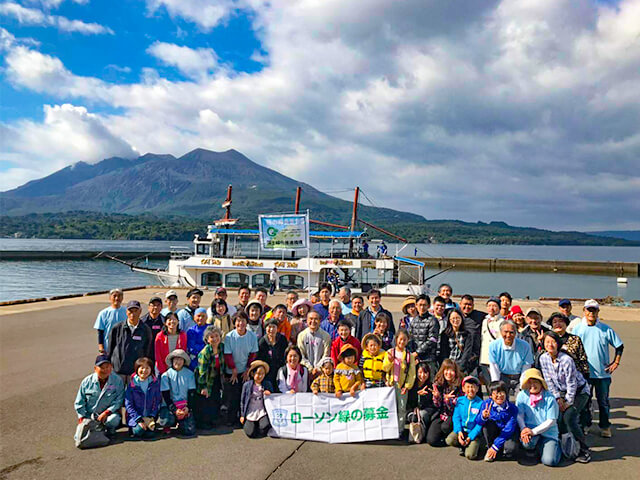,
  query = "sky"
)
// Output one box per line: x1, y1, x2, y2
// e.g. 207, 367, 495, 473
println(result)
0, 0, 639, 231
